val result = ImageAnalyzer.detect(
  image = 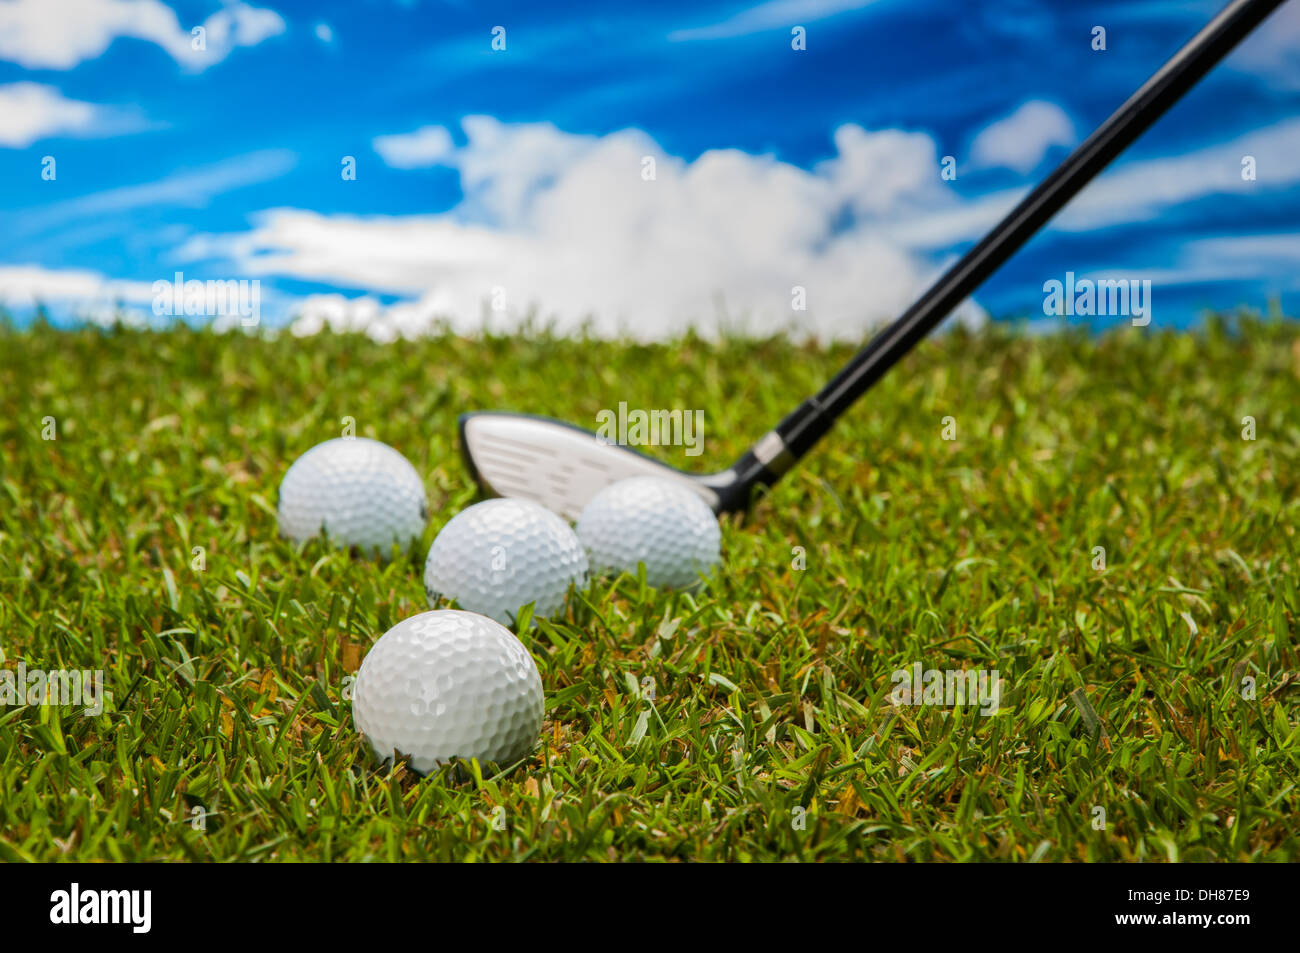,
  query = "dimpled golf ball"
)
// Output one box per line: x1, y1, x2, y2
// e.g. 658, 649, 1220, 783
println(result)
424, 498, 588, 625
353, 610, 543, 773
277, 437, 427, 557
576, 476, 721, 589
